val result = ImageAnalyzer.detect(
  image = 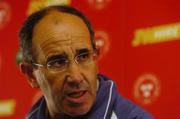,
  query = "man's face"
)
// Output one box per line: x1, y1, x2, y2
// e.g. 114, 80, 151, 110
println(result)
31, 11, 98, 117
